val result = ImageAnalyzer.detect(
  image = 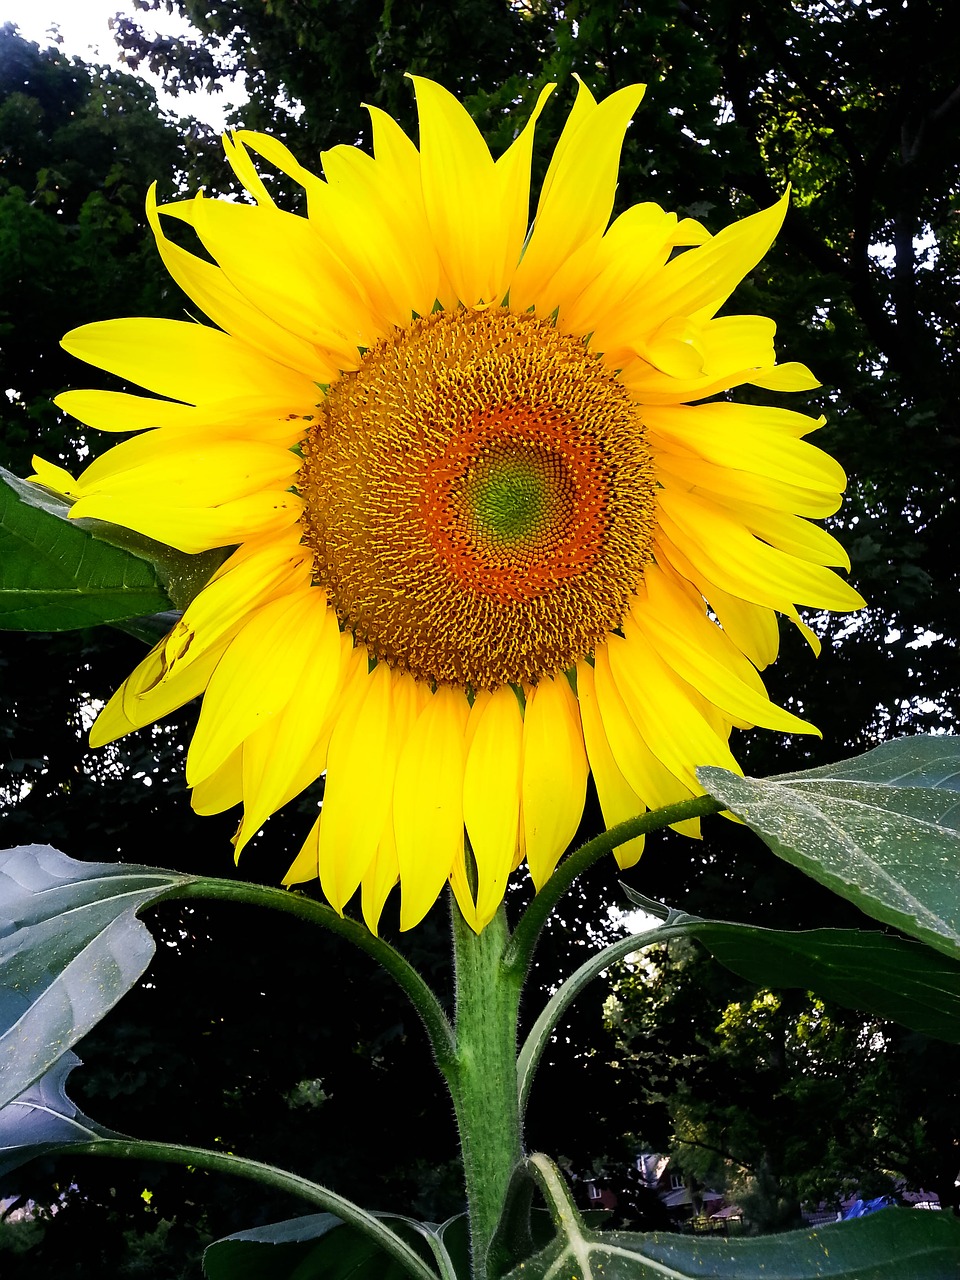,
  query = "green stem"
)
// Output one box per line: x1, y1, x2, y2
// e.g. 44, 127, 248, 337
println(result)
154, 877, 457, 1080
450, 902, 525, 1280
517, 921, 695, 1117
504, 794, 723, 979
525, 1152, 584, 1232
62, 1138, 439, 1280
